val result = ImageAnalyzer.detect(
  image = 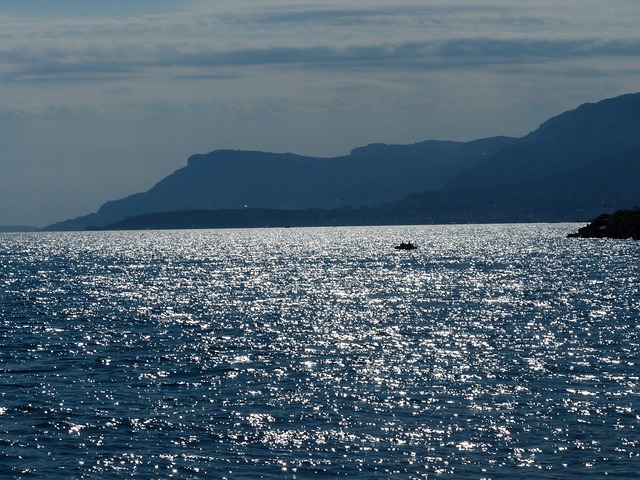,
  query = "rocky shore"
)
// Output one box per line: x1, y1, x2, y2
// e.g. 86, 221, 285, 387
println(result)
568, 209, 640, 239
